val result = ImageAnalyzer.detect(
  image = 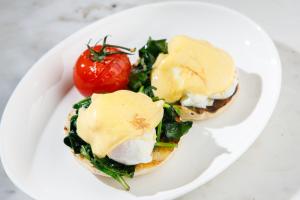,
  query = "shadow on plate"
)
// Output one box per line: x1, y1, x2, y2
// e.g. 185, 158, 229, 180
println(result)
97, 128, 227, 195
198, 68, 262, 129
177, 41, 300, 200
